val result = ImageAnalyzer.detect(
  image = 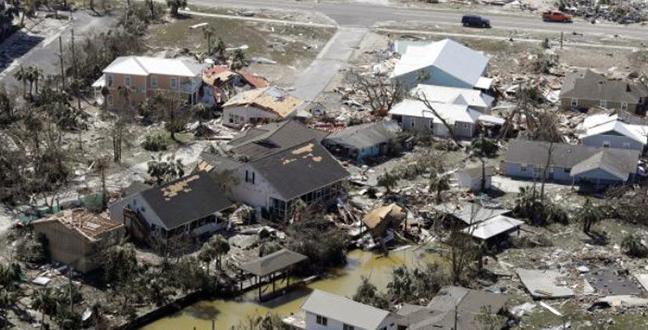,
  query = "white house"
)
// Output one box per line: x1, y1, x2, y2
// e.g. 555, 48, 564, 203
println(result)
411, 84, 495, 113
578, 113, 648, 152
110, 173, 235, 241
302, 290, 397, 330
391, 39, 492, 91
388, 99, 482, 138
455, 165, 494, 192
222, 86, 304, 128
202, 141, 349, 221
